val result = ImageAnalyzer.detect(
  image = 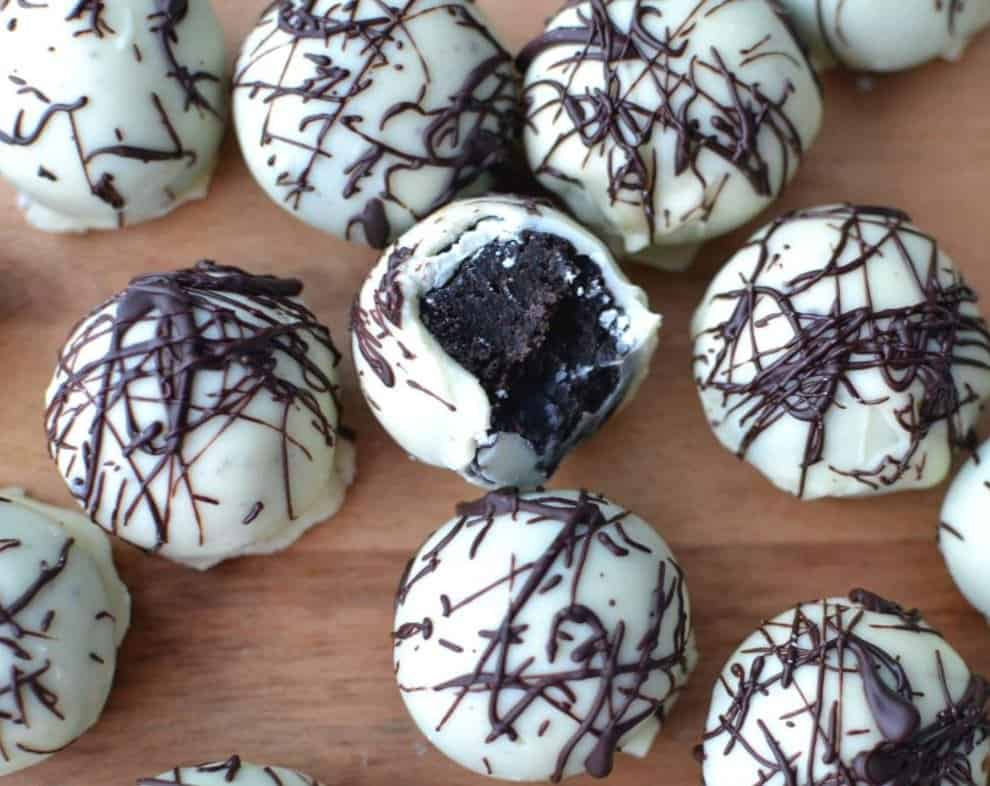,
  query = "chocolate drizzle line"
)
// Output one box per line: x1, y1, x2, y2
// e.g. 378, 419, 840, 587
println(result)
519, 0, 817, 240
136, 757, 322, 786
695, 204, 990, 497
233, 0, 519, 249
45, 261, 341, 552
698, 590, 990, 786
395, 490, 693, 782
815, 0, 968, 67
0, 0, 223, 224
0, 533, 116, 764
